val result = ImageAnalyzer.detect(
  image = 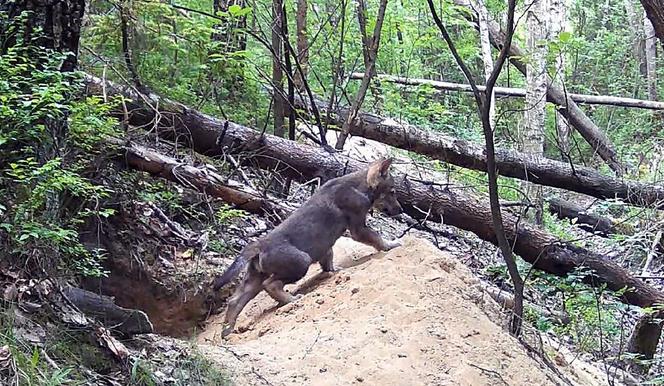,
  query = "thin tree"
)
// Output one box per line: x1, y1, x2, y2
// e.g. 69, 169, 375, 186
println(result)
294, 0, 308, 91
272, 0, 286, 138
644, 11, 658, 101
334, 0, 389, 150
426, 0, 524, 335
